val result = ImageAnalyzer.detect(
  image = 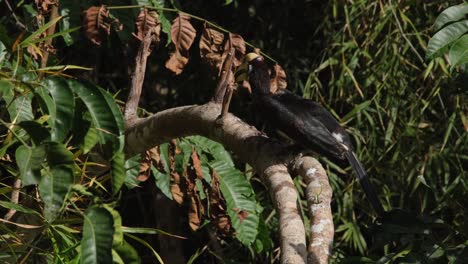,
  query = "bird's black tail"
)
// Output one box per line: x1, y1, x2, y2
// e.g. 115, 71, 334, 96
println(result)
344, 151, 385, 216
